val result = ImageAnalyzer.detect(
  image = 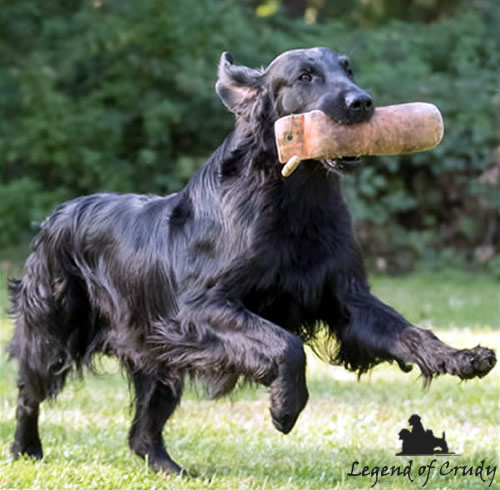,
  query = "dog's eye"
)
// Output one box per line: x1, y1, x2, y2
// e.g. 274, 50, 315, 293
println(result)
298, 73, 313, 83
